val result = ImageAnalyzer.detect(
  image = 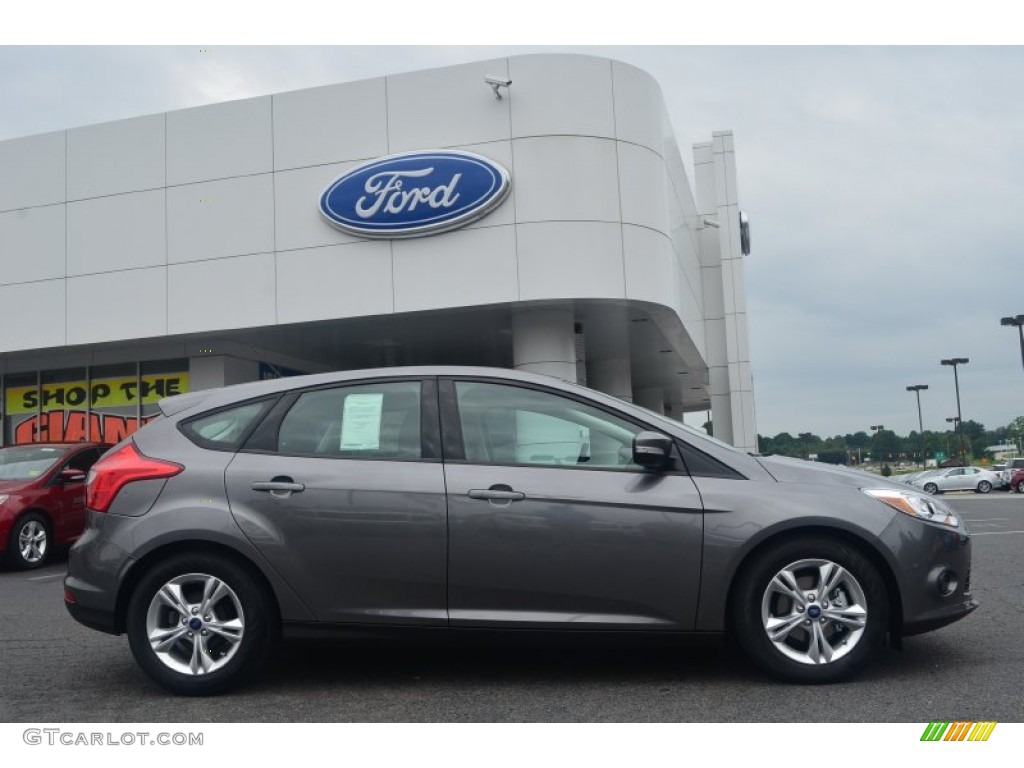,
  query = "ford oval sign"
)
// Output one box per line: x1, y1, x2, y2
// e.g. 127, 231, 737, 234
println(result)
319, 150, 511, 239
